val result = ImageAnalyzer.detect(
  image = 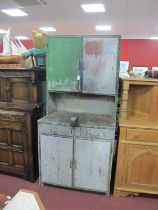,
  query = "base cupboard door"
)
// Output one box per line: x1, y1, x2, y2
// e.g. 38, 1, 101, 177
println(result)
74, 138, 112, 192
40, 134, 73, 187
122, 144, 158, 191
